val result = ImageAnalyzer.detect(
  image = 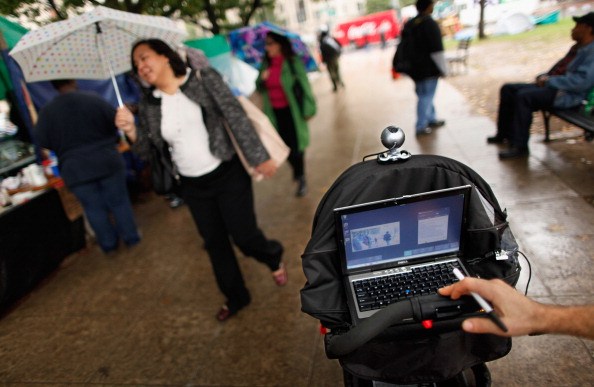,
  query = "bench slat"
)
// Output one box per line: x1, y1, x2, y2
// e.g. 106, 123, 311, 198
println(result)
542, 108, 594, 142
